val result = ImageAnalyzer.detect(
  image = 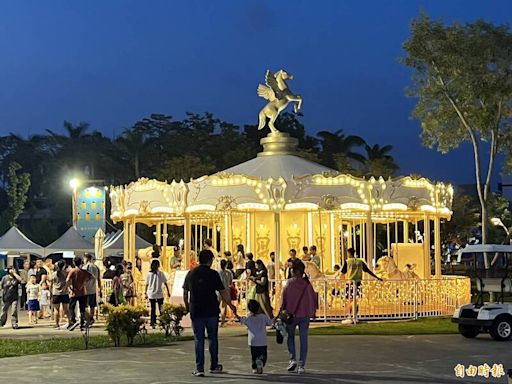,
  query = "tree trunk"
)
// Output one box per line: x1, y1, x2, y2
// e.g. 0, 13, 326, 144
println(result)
481, 202, 490, 269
